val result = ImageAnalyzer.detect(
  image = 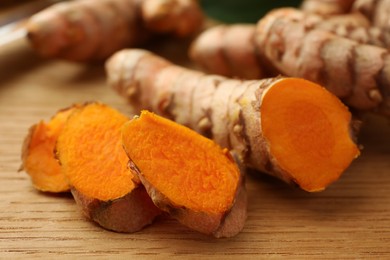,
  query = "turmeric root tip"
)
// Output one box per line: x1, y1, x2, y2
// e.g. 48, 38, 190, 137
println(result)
261, 78, 360, 192
56, 103, 161, 233
122, 111, 247, 238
